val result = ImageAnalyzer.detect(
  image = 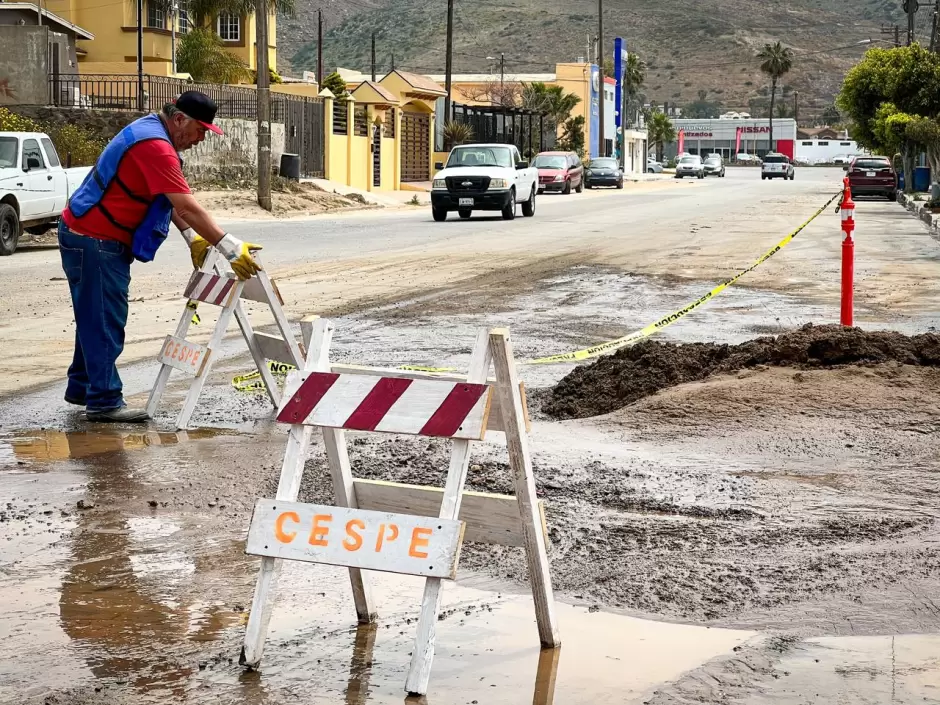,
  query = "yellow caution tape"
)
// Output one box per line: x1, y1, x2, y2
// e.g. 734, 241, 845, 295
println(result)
231, 191, 839, 387
231, 360, 297, 390
186, 300, 200, 325
526, 190, 840, 365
